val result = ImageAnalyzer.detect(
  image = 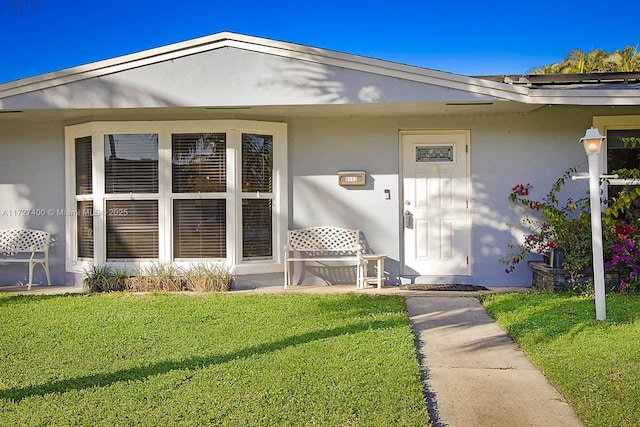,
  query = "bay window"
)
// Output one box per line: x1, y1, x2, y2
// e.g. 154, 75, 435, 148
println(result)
65, 120, 287, 275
